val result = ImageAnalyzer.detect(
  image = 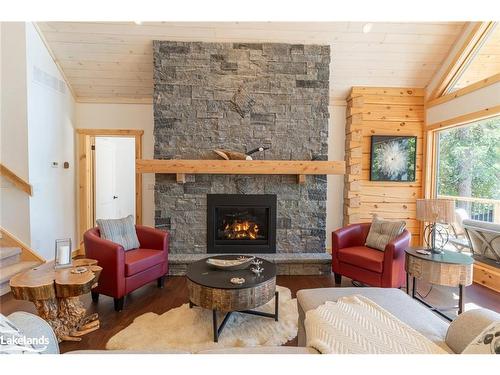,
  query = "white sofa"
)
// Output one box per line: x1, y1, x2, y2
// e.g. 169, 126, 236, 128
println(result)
6, 287, 499, 354
297, 287, 499, 353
